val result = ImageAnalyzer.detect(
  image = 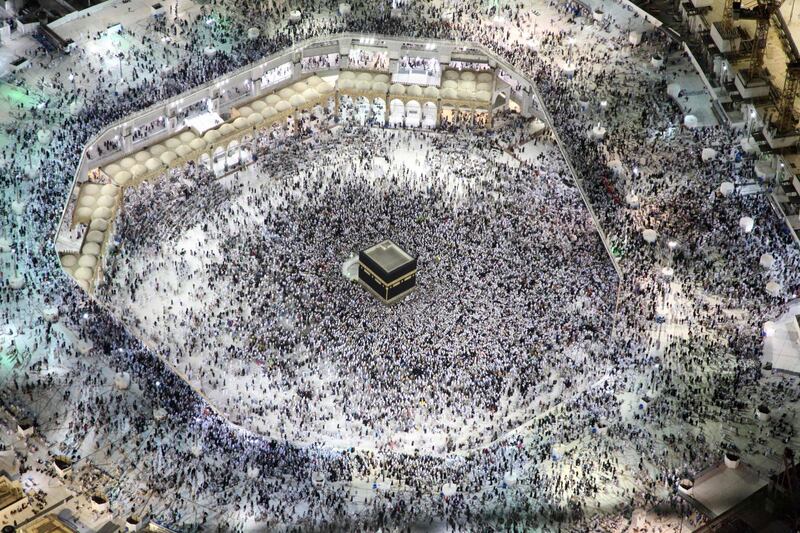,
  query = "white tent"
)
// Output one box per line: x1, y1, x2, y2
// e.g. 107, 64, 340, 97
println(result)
666, 83, 681, 99
628, 30, 642, 45
625, 192, 640, 208
114, 373, 131, 390
766, 280, 781, 297
683, 115, 698, 128
338, 3, 351, 15
701, 148, 717, 161
37, 129, 52, 145
719, 181, 734, 196
528, 119, 546, 135
760, 253, 775, 269
247, 27, 260, 39
642, 229, 658, 243
739, 216, 754, 233
442, 483, 457, 496
289, 10, 301, 22
591, 125, 607, 140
